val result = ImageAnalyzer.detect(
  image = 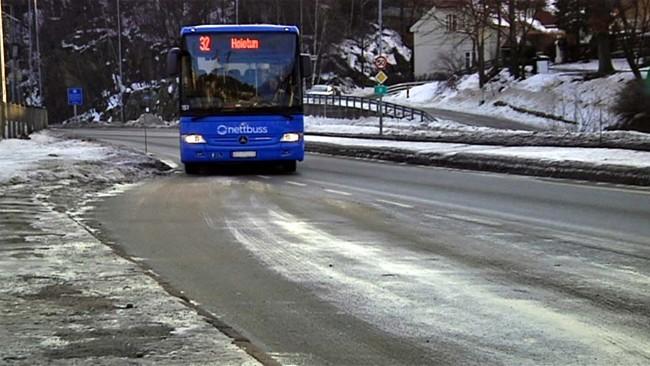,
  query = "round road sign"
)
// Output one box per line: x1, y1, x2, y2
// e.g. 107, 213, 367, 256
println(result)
374, 56, 388, 70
